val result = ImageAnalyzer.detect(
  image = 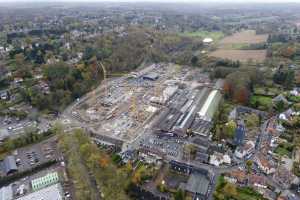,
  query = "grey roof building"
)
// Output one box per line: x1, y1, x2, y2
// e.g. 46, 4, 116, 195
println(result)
2, 156, 17, 175
16, 183, 63, 200
0, 129, 9, 142
233, 121, 246, 146
183, 172, 210, 196
273, 94, 290, 105
142, 72, 159, 81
